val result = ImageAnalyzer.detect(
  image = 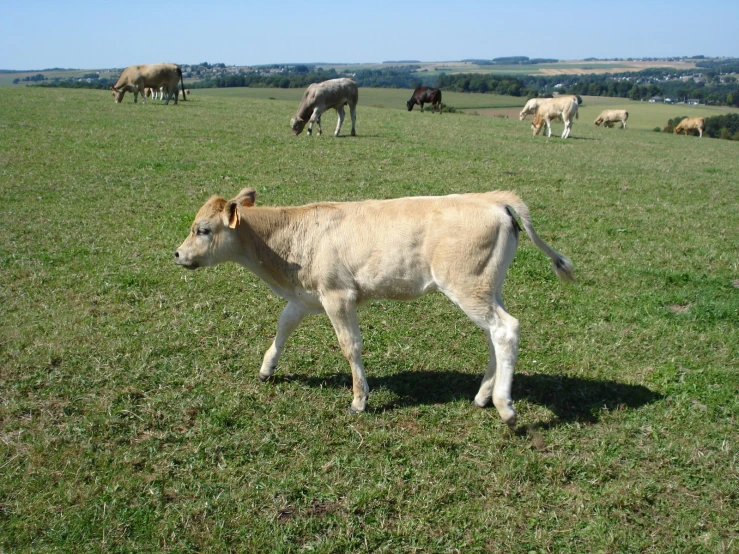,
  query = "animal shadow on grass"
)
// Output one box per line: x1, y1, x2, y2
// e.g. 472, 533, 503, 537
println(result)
291, 369, 662, 430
